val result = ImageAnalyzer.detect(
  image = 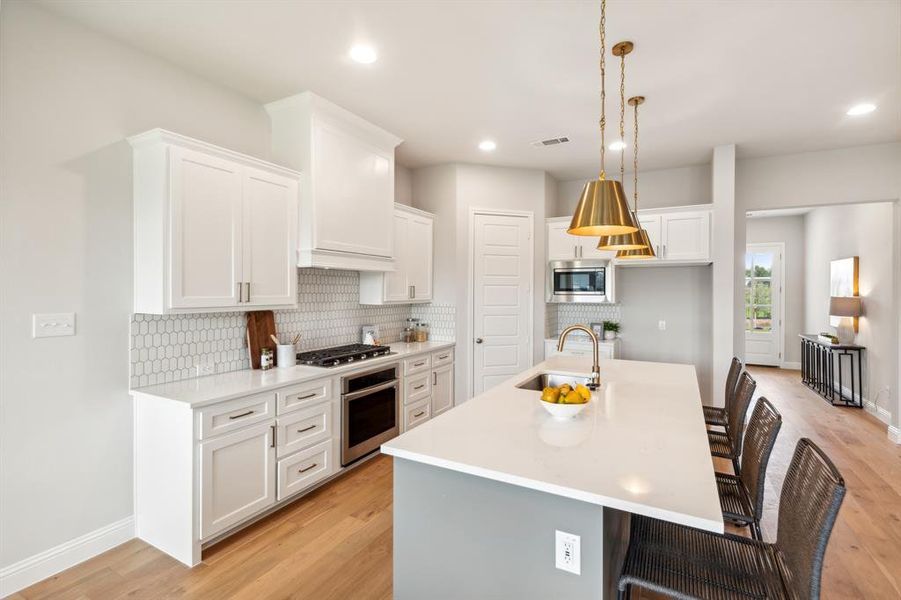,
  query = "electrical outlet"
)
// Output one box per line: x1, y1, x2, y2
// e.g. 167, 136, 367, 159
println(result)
658, 320, 667, 331
555, 530, 580, 575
